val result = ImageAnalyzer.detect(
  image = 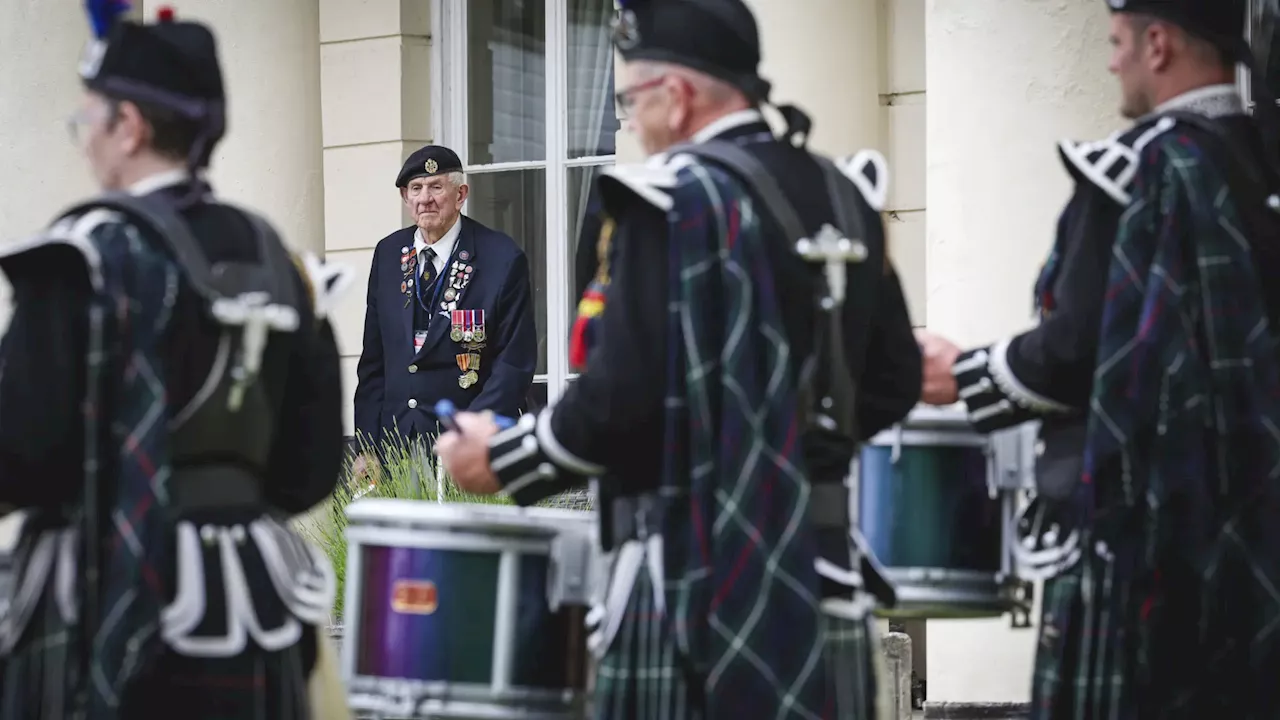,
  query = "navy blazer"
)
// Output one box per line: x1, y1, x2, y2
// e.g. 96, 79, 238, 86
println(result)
354, 216, 536, 447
